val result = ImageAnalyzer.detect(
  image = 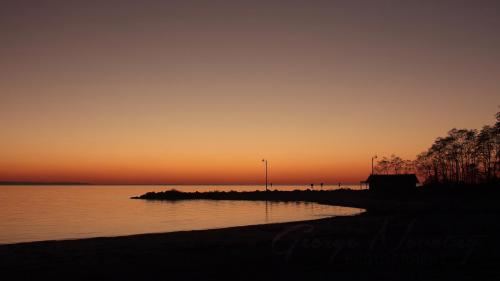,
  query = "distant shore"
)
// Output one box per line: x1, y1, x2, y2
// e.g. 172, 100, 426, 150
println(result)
0, 181, 90, 185
1, 188, 500, 280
